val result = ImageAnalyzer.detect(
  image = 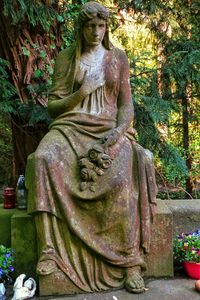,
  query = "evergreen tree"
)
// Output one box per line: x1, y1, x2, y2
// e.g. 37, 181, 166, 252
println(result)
0, 0, 84, 179
115, 0, 200, 196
